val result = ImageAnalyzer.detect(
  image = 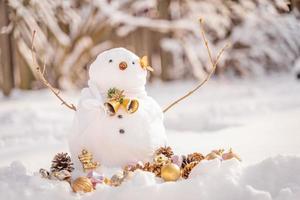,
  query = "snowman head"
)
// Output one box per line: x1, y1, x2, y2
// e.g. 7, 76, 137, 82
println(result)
89, 48, 149, 93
